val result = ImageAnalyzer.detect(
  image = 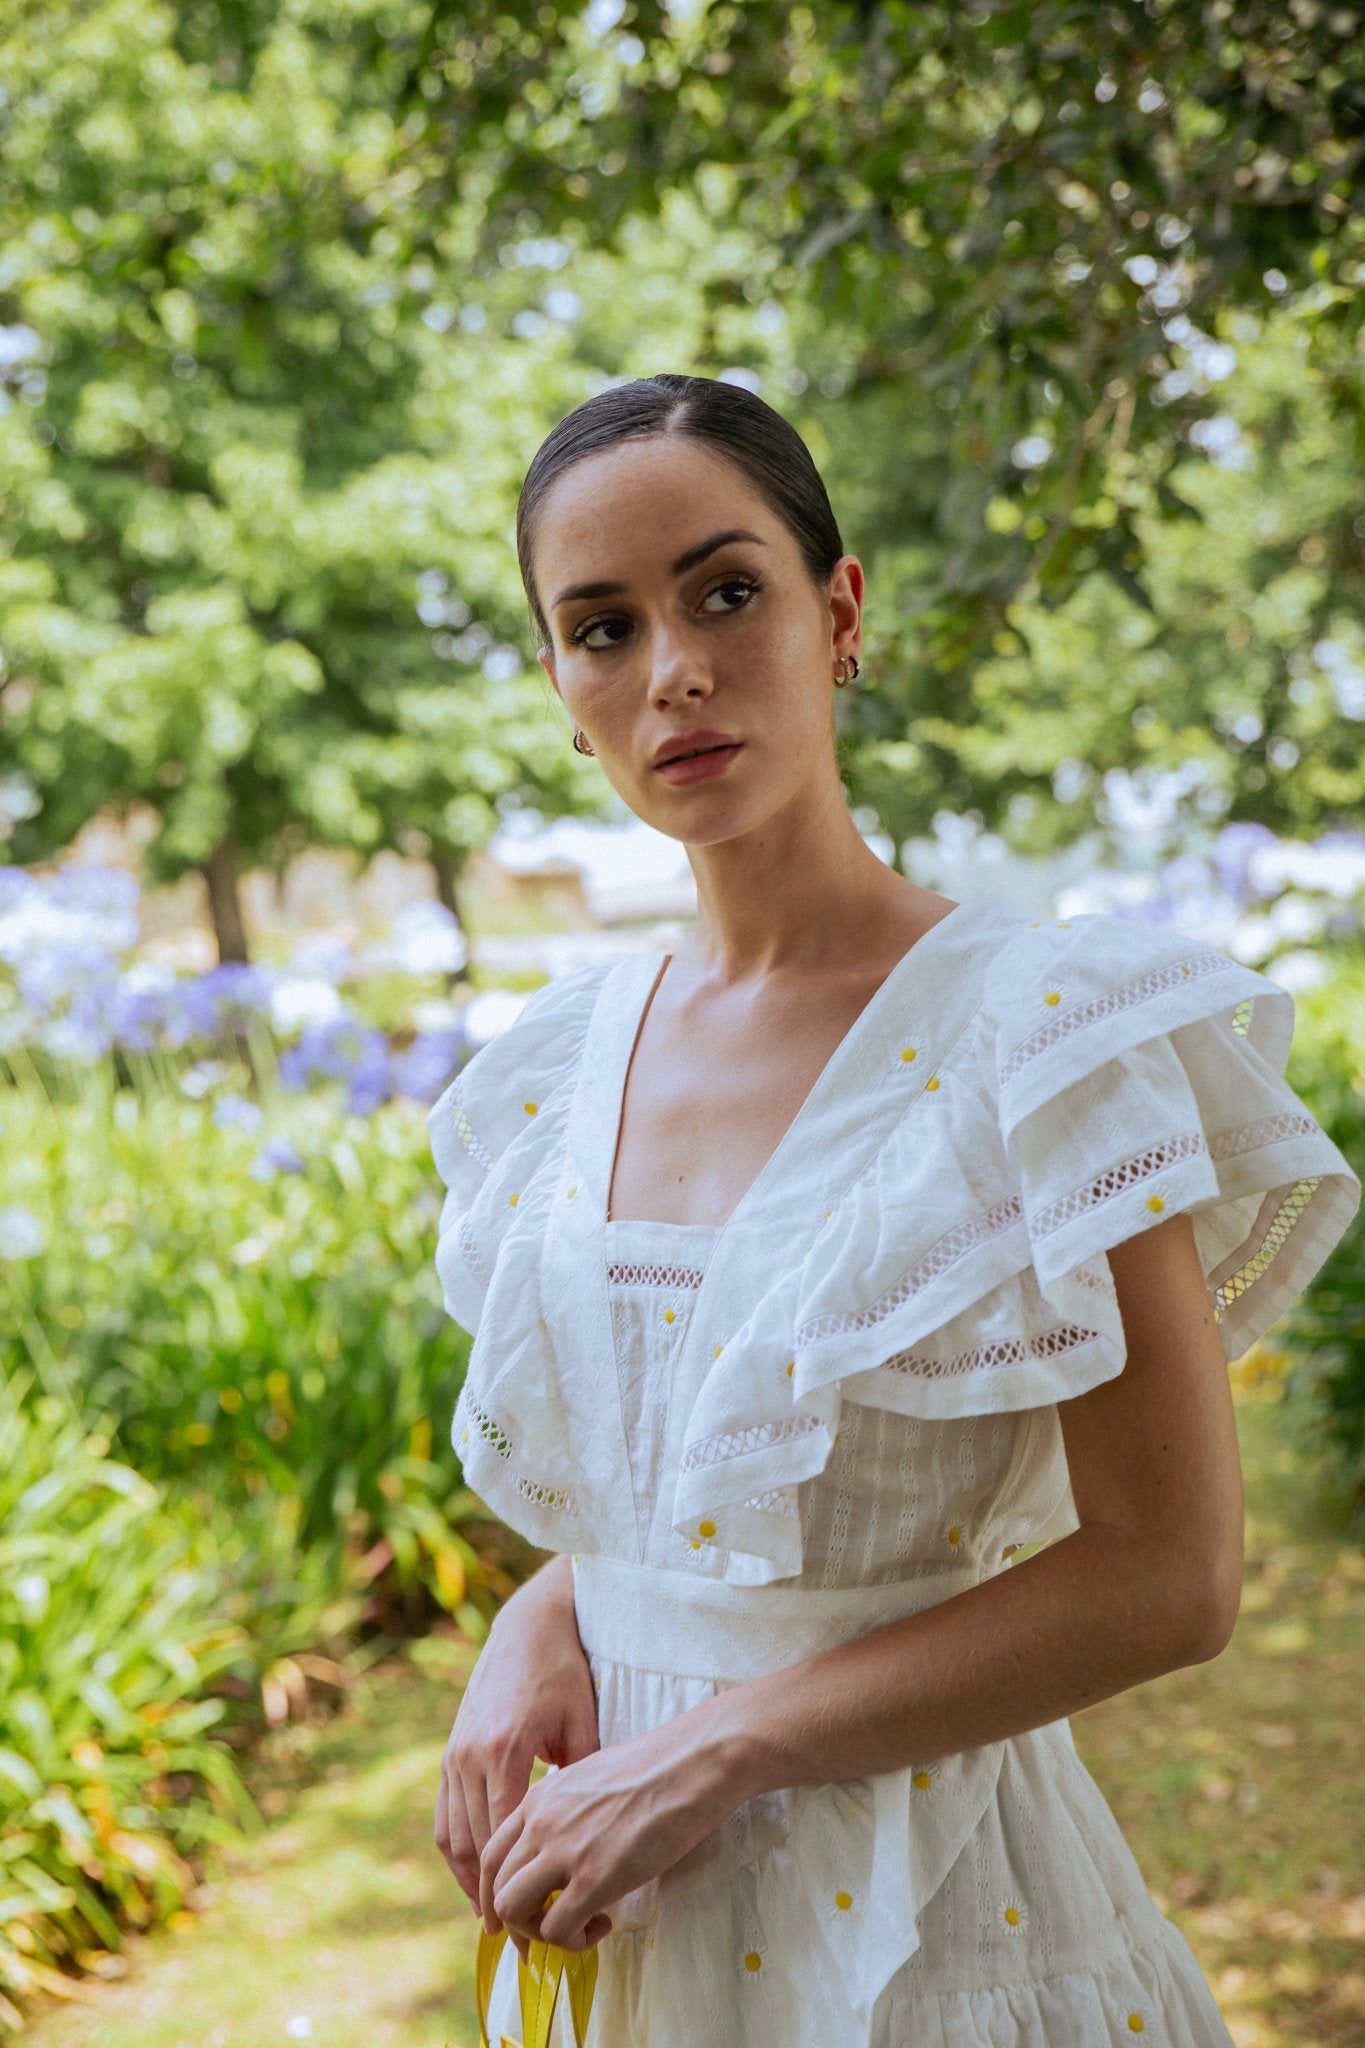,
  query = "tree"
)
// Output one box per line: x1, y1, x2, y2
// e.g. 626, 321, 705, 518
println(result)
0, 0, 598, 960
